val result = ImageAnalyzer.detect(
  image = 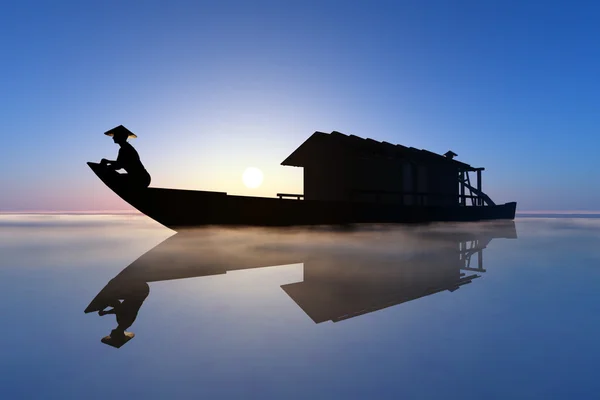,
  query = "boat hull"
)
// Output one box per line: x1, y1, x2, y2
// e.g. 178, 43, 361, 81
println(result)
88, 162, 517, 230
